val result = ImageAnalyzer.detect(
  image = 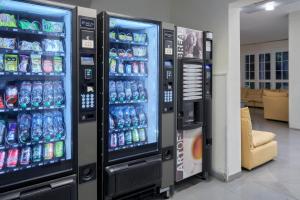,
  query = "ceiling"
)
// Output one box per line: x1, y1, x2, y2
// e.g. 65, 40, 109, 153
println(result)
49, 0, 91, 7
241, 0, 300, 45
